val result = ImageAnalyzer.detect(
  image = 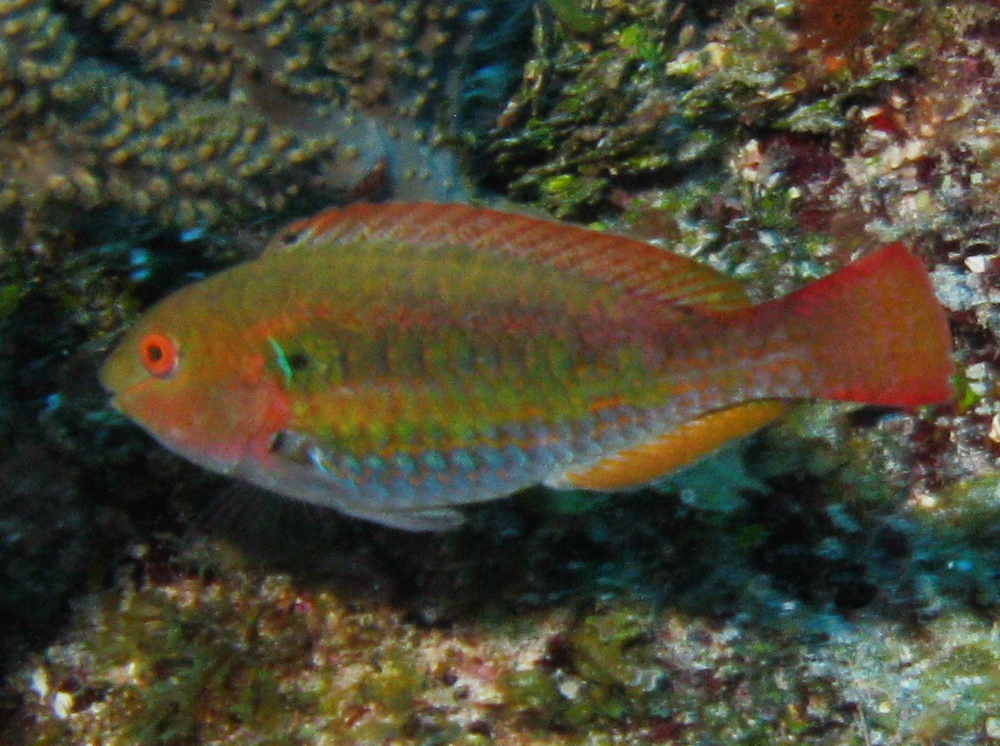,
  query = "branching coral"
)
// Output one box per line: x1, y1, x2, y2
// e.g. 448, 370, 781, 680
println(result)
0, 0, 528, 244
